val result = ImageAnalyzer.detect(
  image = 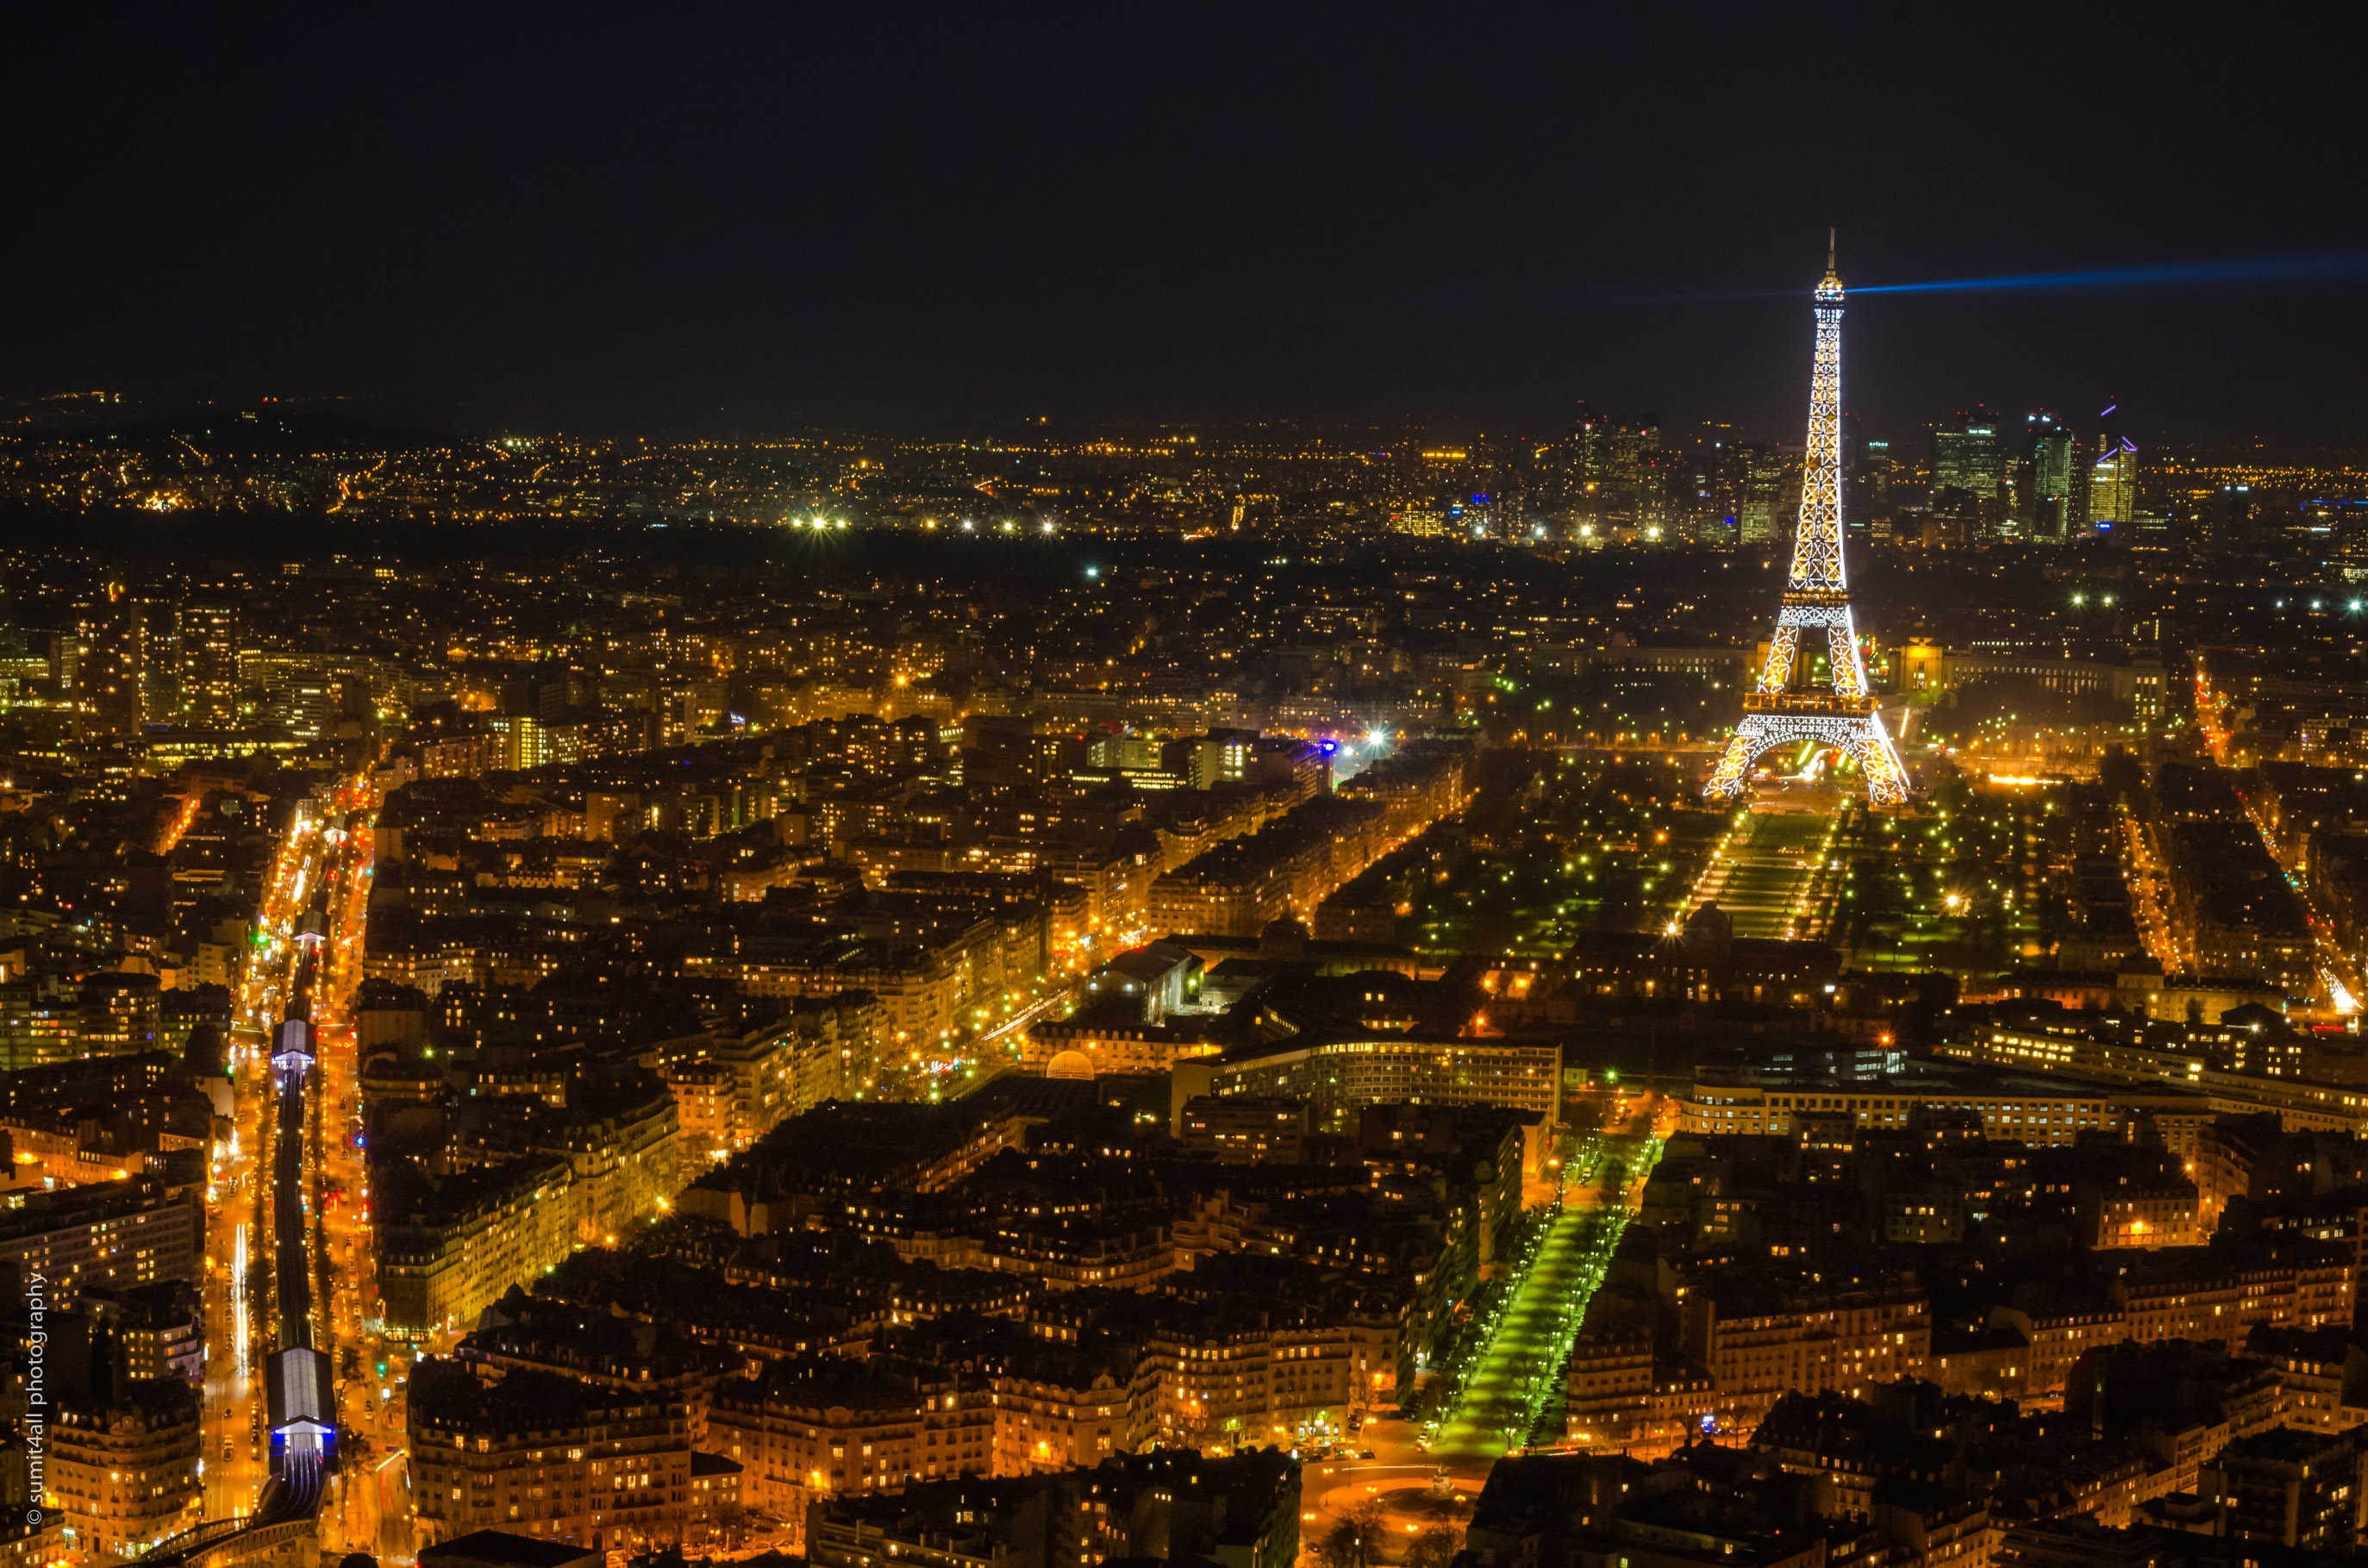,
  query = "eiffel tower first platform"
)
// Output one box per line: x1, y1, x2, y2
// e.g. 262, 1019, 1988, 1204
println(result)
1703, 235, 1911, 809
